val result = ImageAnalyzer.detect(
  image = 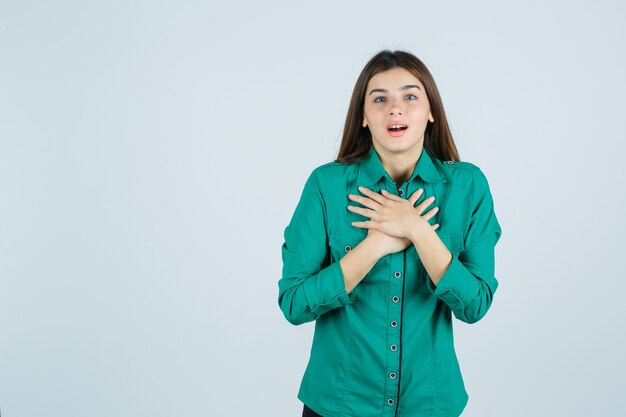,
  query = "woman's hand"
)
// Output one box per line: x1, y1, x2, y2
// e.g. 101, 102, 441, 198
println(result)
348, 186, 439, 240
363, 227, 412, 257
